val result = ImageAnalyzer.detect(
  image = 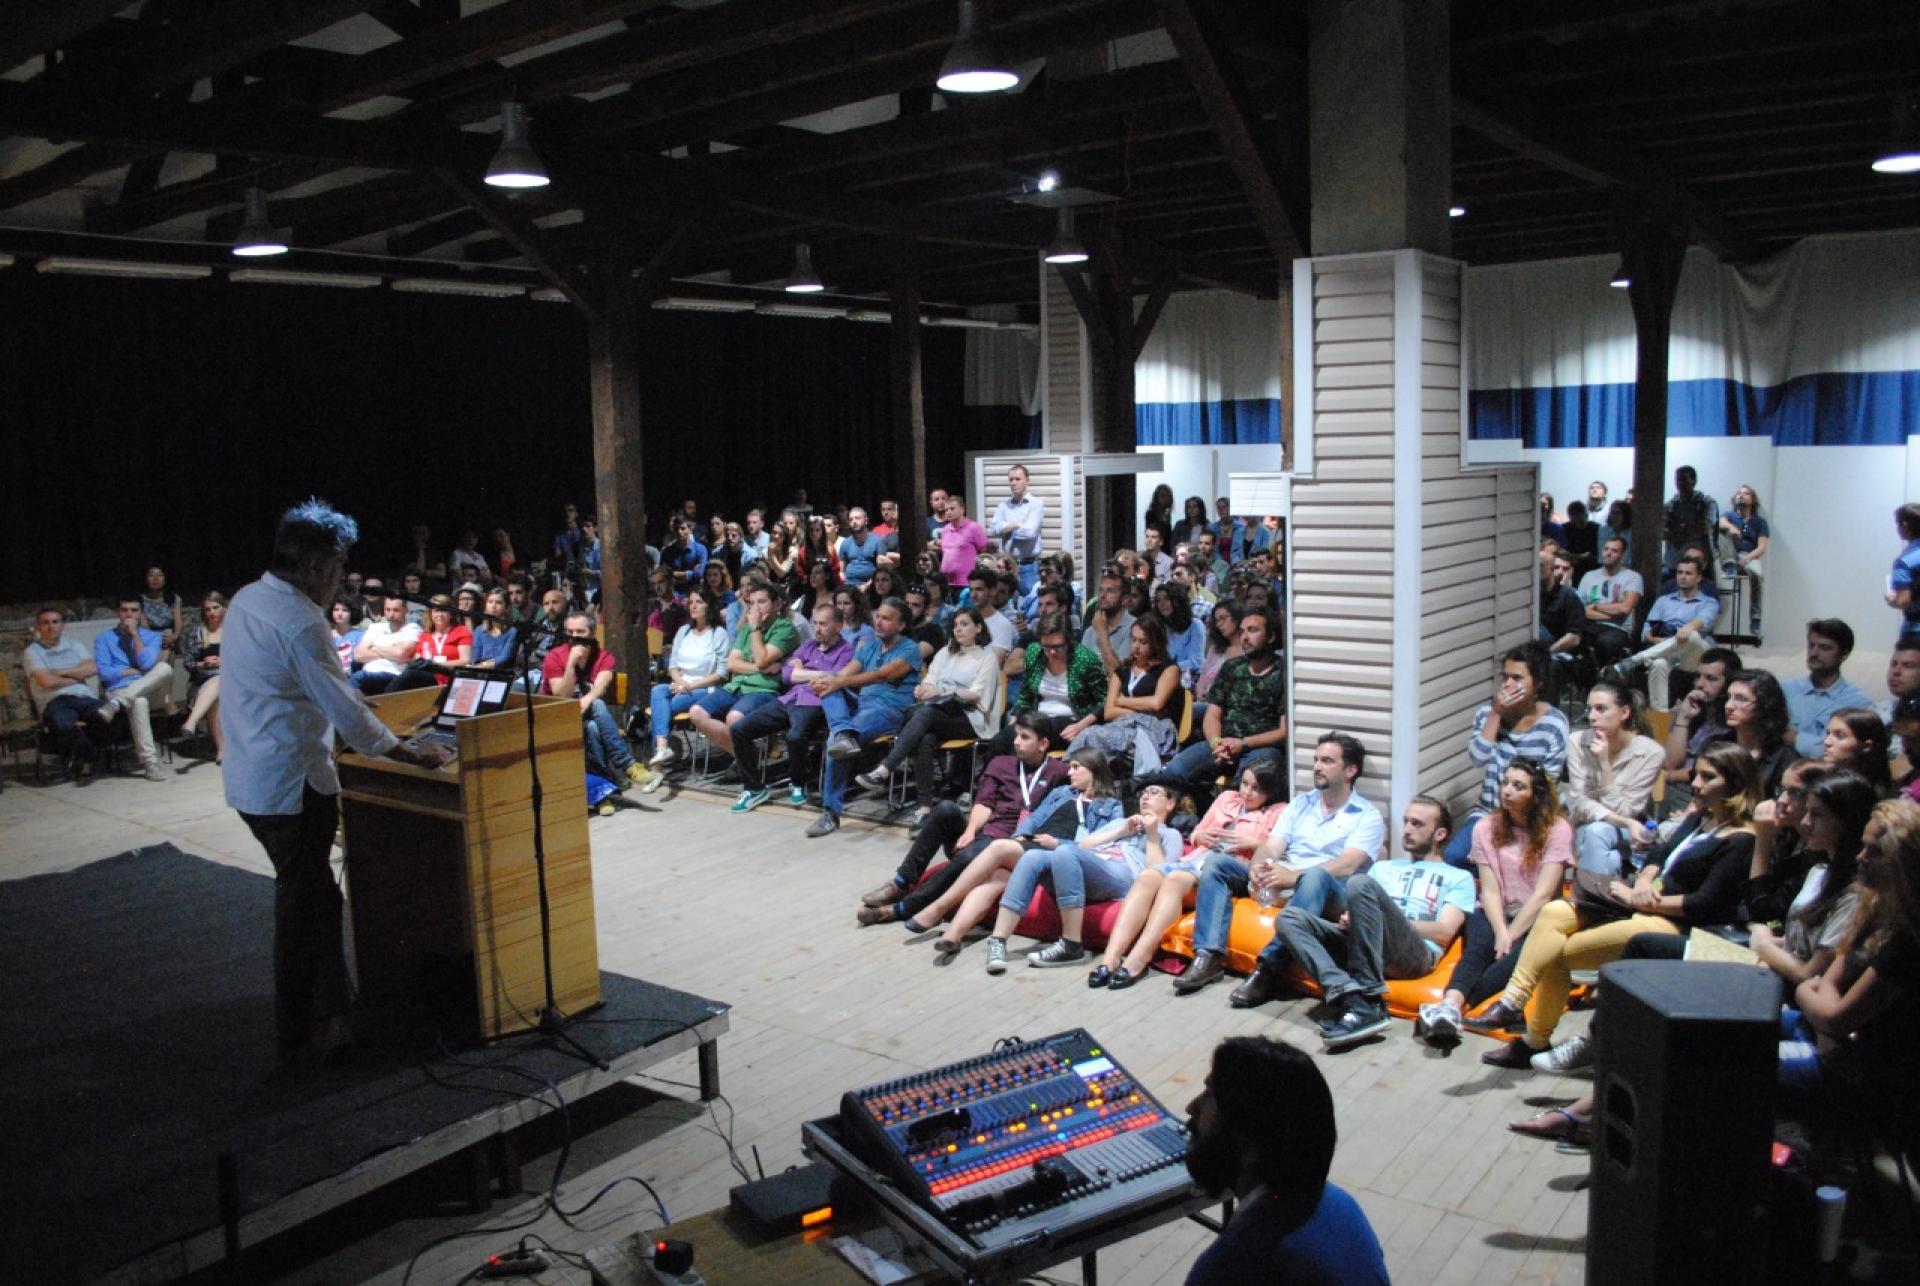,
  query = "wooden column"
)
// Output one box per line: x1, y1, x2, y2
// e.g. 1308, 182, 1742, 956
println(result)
1619, 206, 1688, 615
890, 244, 927, 559
585, 209, 649, 692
